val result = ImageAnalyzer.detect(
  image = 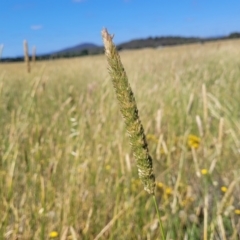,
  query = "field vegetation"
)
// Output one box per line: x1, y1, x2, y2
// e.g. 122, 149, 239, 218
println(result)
0, 39, 240, 239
